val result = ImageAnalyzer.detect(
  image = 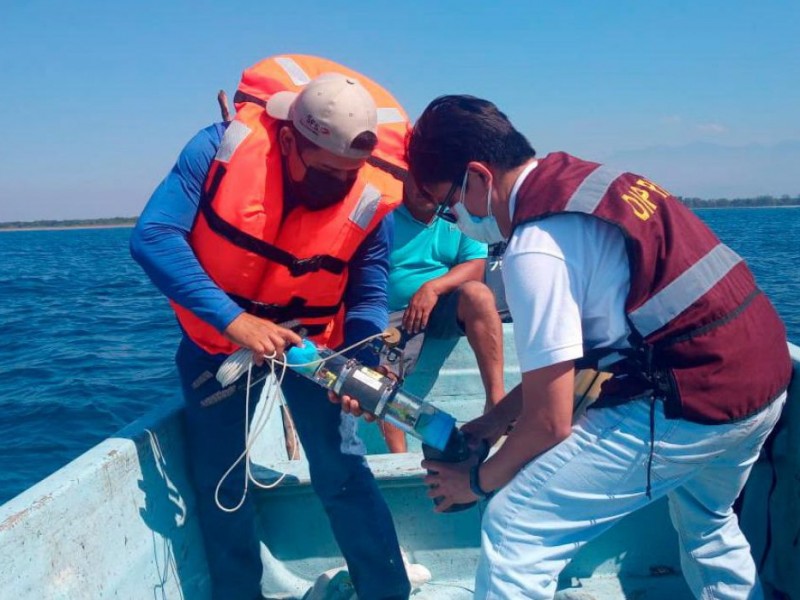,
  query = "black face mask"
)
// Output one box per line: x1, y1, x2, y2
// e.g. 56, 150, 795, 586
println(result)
286, 150, 358, 211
